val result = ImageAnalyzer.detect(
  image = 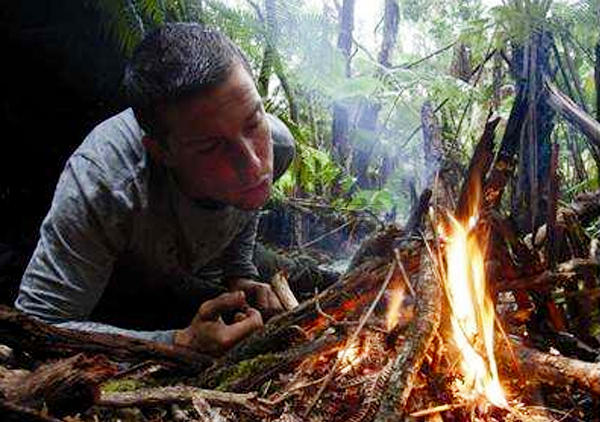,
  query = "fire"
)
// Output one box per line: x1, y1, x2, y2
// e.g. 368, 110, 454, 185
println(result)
442, 193, 508, 408
386, 288, 405, 331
